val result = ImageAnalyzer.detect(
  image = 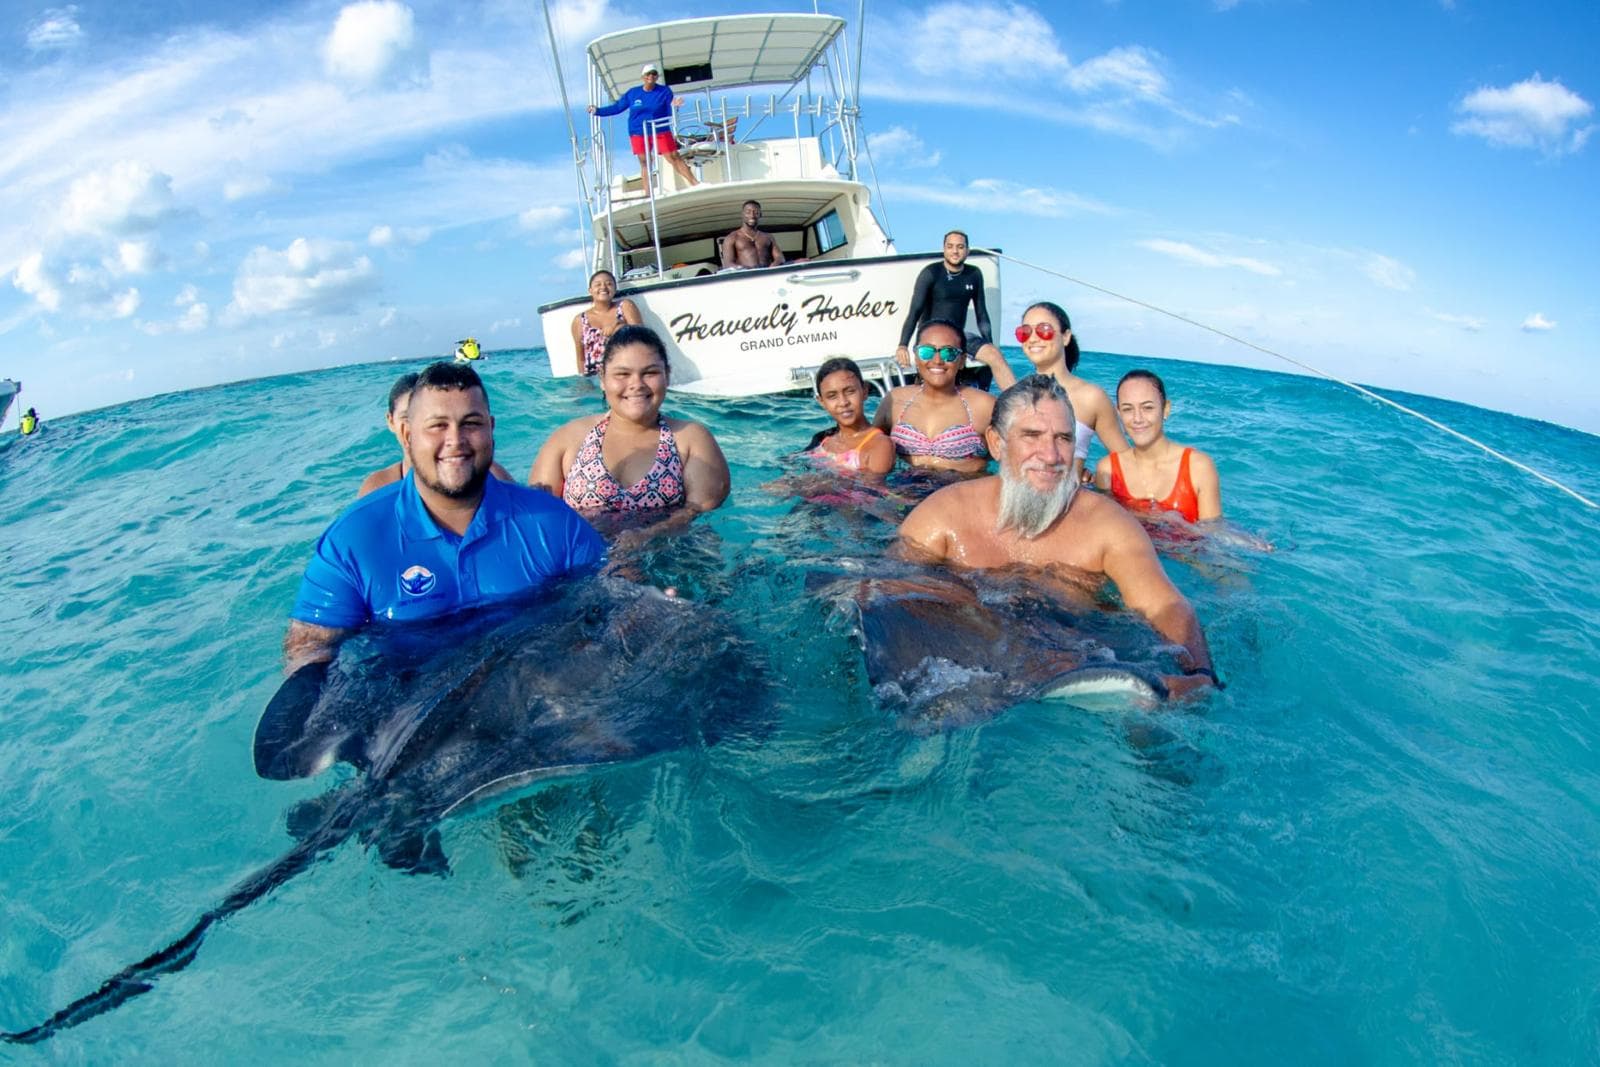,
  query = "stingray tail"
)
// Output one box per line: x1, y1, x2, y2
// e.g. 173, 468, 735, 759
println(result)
2, 828, 336, 1044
